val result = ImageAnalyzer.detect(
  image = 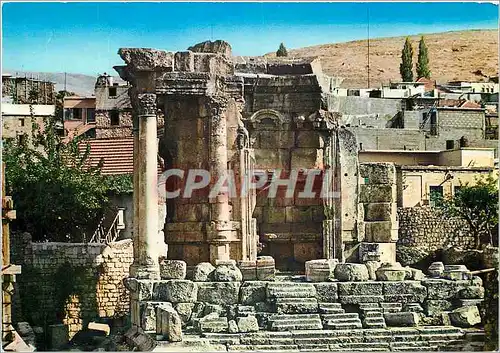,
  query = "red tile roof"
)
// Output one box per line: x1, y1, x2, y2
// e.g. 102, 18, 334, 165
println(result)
78, 138, 163, 176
